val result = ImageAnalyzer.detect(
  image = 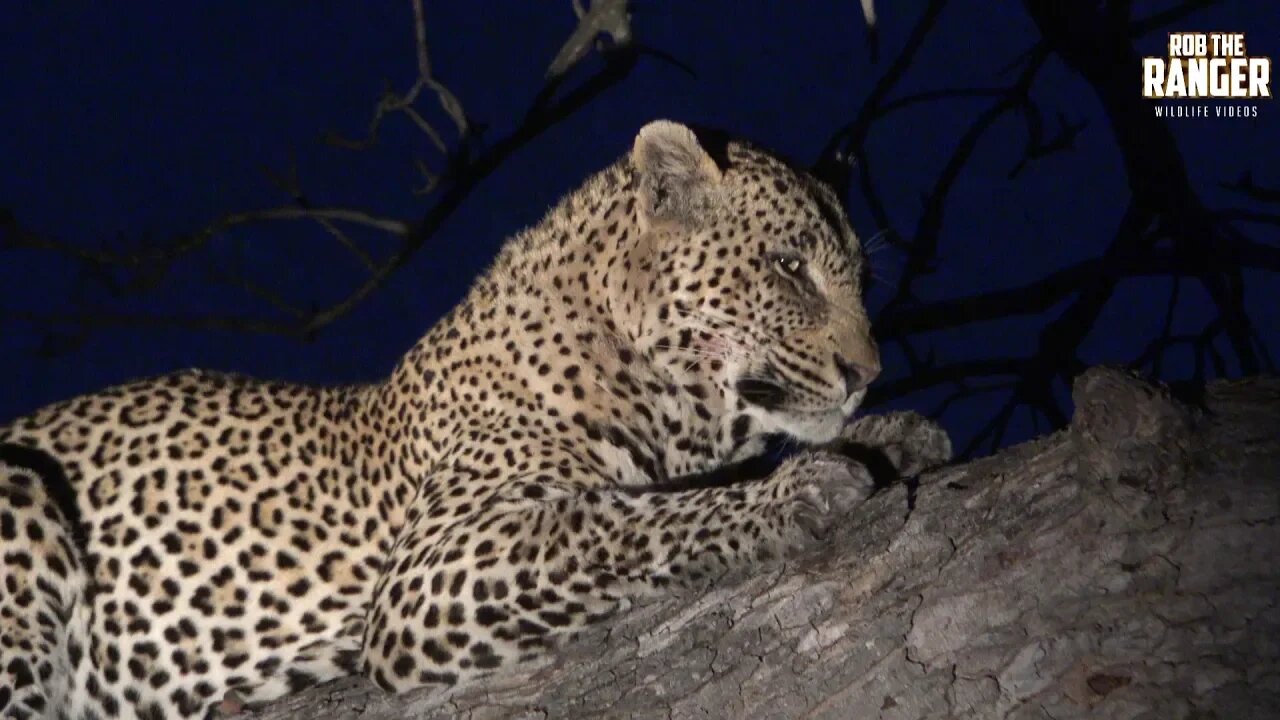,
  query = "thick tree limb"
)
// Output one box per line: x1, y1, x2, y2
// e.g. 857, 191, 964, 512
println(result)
244, 367, 1280, 719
